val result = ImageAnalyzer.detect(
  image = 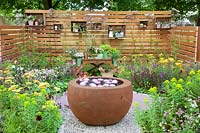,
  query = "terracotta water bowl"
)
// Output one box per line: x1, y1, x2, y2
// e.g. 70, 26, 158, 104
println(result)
67, 77, 133, 126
